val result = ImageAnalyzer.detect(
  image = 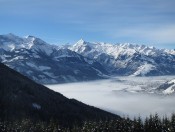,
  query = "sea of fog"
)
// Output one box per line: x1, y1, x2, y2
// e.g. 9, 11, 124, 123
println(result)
46, 76, 175, 119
